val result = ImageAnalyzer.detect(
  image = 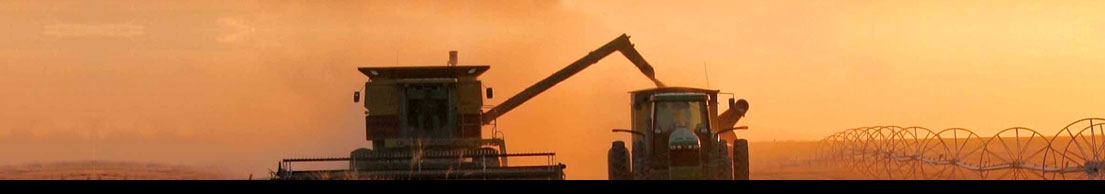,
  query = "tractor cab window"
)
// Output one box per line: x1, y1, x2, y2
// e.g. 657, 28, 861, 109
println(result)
654, 101, 709, 134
